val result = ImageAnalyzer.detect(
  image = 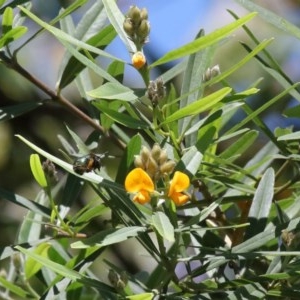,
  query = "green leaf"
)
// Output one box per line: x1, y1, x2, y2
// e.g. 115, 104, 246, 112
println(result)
102, 0, 136, 53
234, 0, 300, 39
30, 154, 48, 188
59, 25, 117, 88
204, 39, 273, 87
66, 125, 91, 154
74, 204, 108, 226
0, 0, 7, 8
180, 146, 203, 176
0, 276, 30, 298
115, 134, 142, 184
277, 131, 300, 141
88, 82, 138, 101
179, 29, 215, 146
2, 7, 13, 34
93, 101, 149, 129
219, 130, 258, 161
71, 226, 146, 249
0, 187, 50, 218
152, 211, 175, 242
0, 102, 42, 121
0, 26, 27, 48
150, 12, 257, 67
260, 272, 291, 280
162, 87, 231, 124
126, 293, 154, 300
183, 199, 223, 227
16, 245, 82, 280
18, 5, 119, 62
16, 135, 104, 184
25, 243, 51, 279
283, 105, 300, 118
226, 83, 300, 136
245, 168, 275, 240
